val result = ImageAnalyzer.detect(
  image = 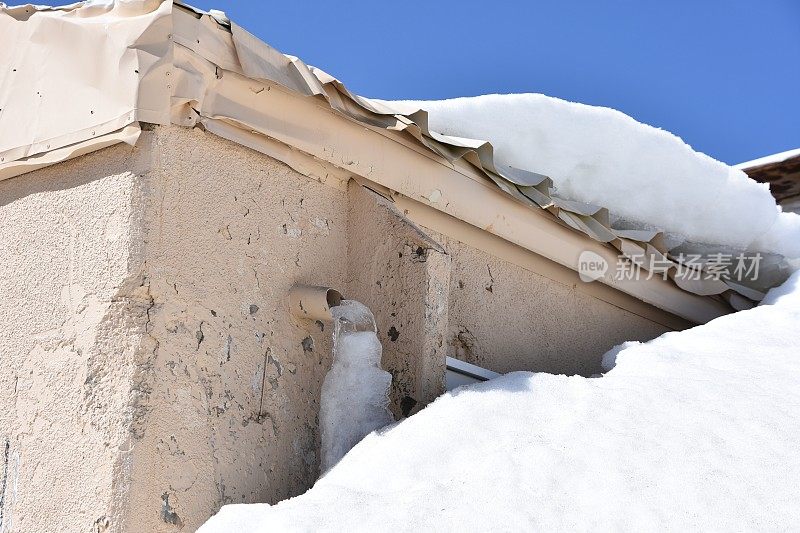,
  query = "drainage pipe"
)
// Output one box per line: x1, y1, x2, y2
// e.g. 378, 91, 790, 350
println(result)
289, 284, 343, 322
